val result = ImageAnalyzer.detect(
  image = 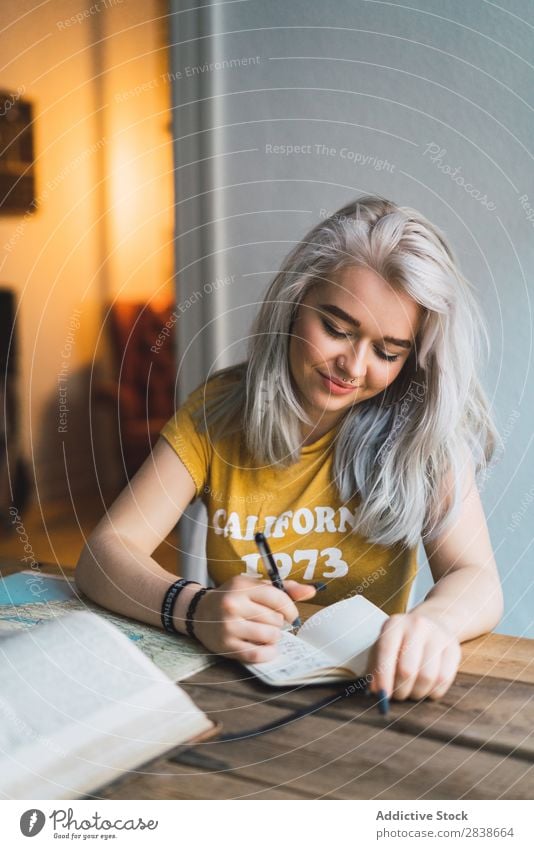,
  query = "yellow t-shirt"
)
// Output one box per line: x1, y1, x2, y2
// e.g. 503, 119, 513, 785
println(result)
160, 374, 418, 615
